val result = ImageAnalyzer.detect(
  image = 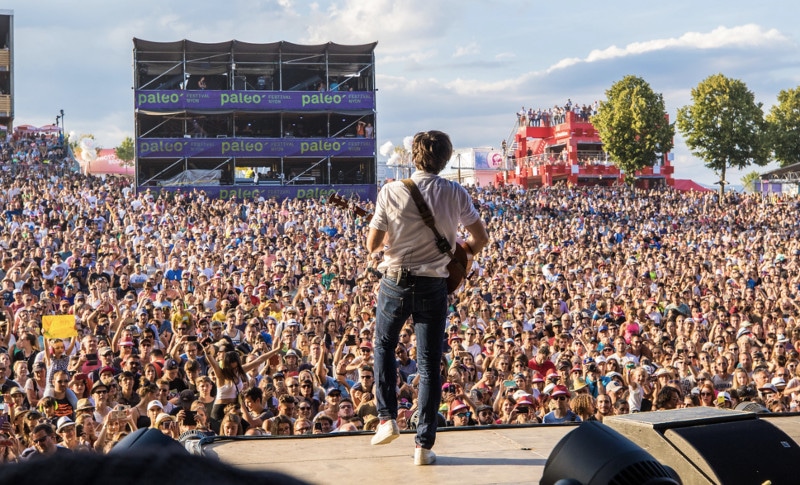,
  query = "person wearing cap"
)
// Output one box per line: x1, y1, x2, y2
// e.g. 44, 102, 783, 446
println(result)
448, 333, 464, 356
715, 390, 733, 409
282, 348, 302, 376
475, 404, 496, 425
145, 399, 165, 429
56, 416, 81, 450
512, 393, 539, 424
91, 380, 113, 422
26, 361, 48, 408
542, 385, 578, 423
8, 386, 26, 411
161, 358, 188, 394
75, 397, 96, 418
605, 379, 626, 404
367, 130, 489, 466
155, 412, 178, 438
448, 399, 474, 427
758, 382, 780, 402
584, 361, 610, 398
